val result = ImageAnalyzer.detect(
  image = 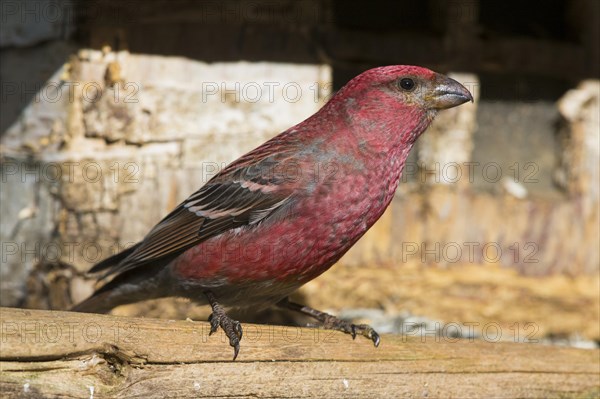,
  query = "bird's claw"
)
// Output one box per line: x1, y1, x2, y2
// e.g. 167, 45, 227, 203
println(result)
207, 311, 243, 360
370, 329, 381, 347
233, 320, 243, 341
207, 313, 219, 335
277, 299, 382, 348
208, 312, 244, 360
349, 323, 380, 347
321, 314, 380, 347
225, 320, 243, 361
206, 294, 244, 360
